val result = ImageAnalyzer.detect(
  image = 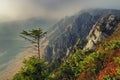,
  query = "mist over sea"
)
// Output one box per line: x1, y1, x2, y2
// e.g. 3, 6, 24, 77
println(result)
0, 23, 29, 71
0, 19, 55, 71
